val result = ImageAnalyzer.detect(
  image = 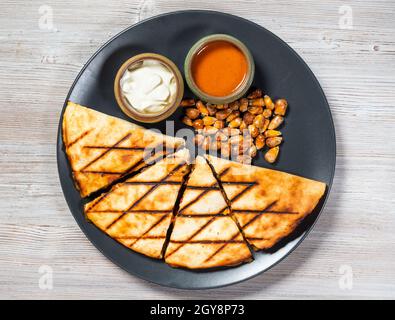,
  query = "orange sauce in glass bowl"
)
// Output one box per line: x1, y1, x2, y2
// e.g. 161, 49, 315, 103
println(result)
191, 40, 248, 97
